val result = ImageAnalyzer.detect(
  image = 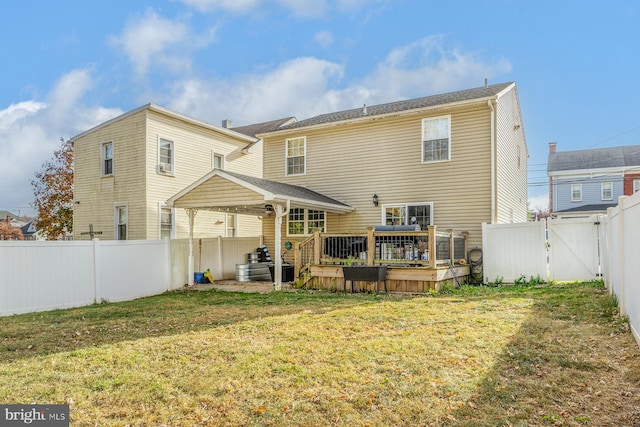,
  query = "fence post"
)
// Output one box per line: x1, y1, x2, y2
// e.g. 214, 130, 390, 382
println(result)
618, 196, 627, 316
428, 225, 437, 268
367, 227, 375, 266
93, 238, 101, 303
